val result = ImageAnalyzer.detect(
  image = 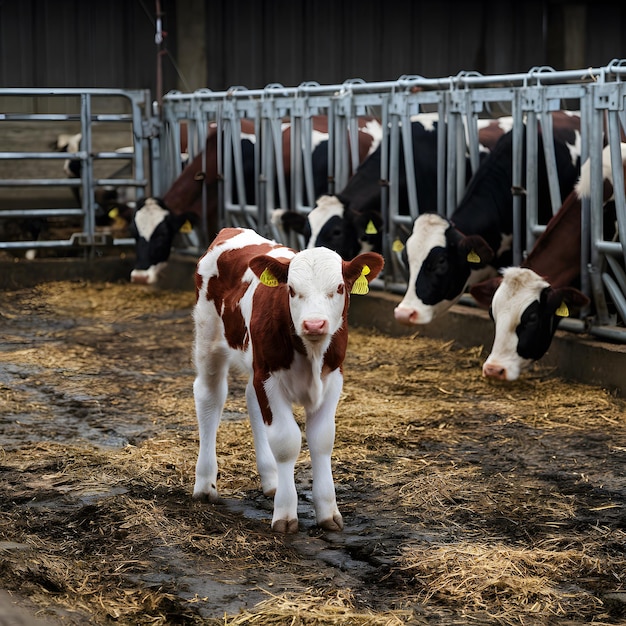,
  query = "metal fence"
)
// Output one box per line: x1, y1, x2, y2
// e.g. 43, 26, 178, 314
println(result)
0, 63, 624, 343
160, 60, 626, 342
0, 87, 153, 255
